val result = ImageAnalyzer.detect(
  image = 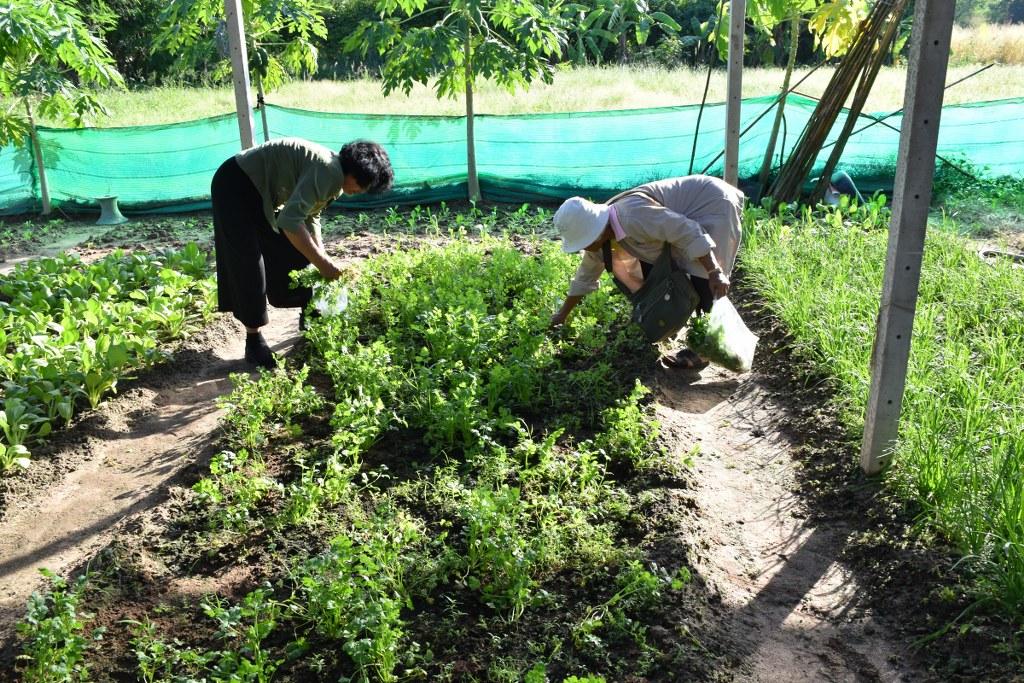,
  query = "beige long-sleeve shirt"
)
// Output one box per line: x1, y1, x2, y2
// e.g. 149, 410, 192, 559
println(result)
235, 137, 346, 236
567, 175, 745, 297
